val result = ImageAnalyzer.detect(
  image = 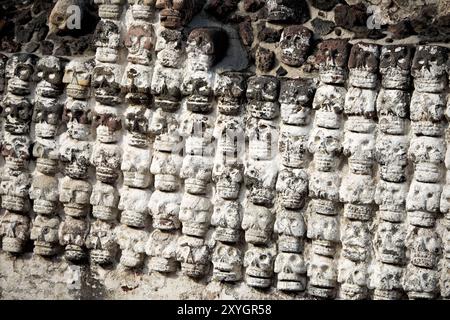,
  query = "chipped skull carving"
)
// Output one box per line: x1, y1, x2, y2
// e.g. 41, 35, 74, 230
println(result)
94, 0, 125, 20
122, 145, 153, 189
244, 245, 276, 288
267, 0, 309, 24
150, 108, 183, 153
308, 171, 341, 204
59, 137, 92, 179
246, 76, 280, 120
123, 106, 152, 148
279, 79, 315, 126
86, 220, 117, 265
344, 87, 377, 133
62, 99, 92, 141
242, 203, 275, 245
1, 133, 31, 170
33, 139, 60, 175
406, 227, 441, 269
92, 108, 122, 143
274, 252, 306, 292
63, 60, 95, 100
374, 221, 406, 265
33, 96, 63, 138
278, 125, 309, 169
312, 84, 346, 129
128, 0, 156, 19
122, 64, 153, 106
125, 22, 155, 66
211, 199, 242, 243
35, 56, 65, 98
307, 255, 337, 298
1, 94, 33, 135
316, 39, 350, 84
150, 151, 181, 192
30, 215, 60, 256
212, 162, 243, 200
308, 127, 343, 172
91, 143, 122, 184
214, 115, 245, 159
156, 0, 196, 29
411, 45, 447, 93
342, 131, 376, 175
274, 208, 305, 253
180, 155, 213, 195
5, 53, 37, 96
59, 216, 89, 262
92, 64, 123, 106
149, 190, 181, 231
246, 118, 278, 161
29, 175, 59, 216
379, 45, 413, 89
244, 160, 278, 207
370, 263, 404, 300
348, 42, 380, 89
340, 221, 371, 262
212, 243, 243, 282
0, 168, 31, 212
118, 187, 151, 228
276, 169, 308, 209
115, 224, 148, 268
406, 180, 442, 227
376, 134, 409, 183
59, 177, 92, 218
374, 180, 408, 222
410, 91, 445, 137
179, 194, 212, 237
279, 26, 312, 67
214, 72, 246, 115
376, 89, 410, 135
176, 235, 210, 278
180, 113, 214, 156
0, 212, 30, 253
145, 229, 178, 273
90, 182, 119, 221
408, 136, 445, 184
